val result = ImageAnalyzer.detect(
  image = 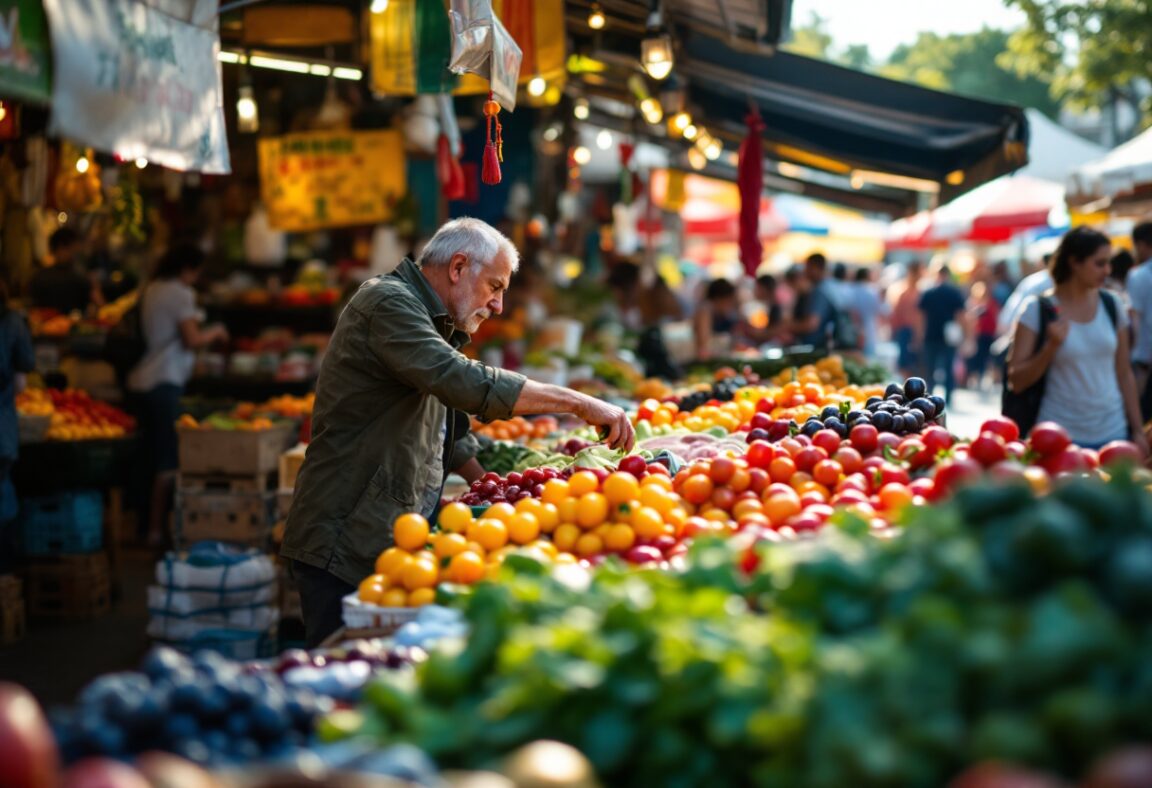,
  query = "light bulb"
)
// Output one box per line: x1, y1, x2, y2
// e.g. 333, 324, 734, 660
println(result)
528, 77, 546, 97
0, 102, 7, 123
543, 125, 561, 143
671, 111, 691, 133
596, 129, 613, 150
135, 158, 148, 169
687, 147, 706, 170
682, 124, 698, 141
704, 139, 722, 160
370, 0, 389, 13
237, 85, 259, 133
75, 157, 90, 174
639, 97, 663, 124
572, 146, 592, 165
573, 99, 590, 120
642, 33, 674, 80
588, 2, 605, 30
